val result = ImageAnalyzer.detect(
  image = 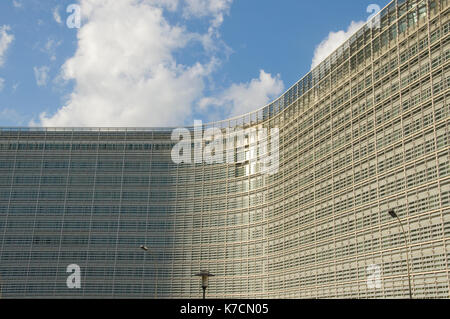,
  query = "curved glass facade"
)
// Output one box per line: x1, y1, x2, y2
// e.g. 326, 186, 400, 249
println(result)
0, 0, 450, 298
